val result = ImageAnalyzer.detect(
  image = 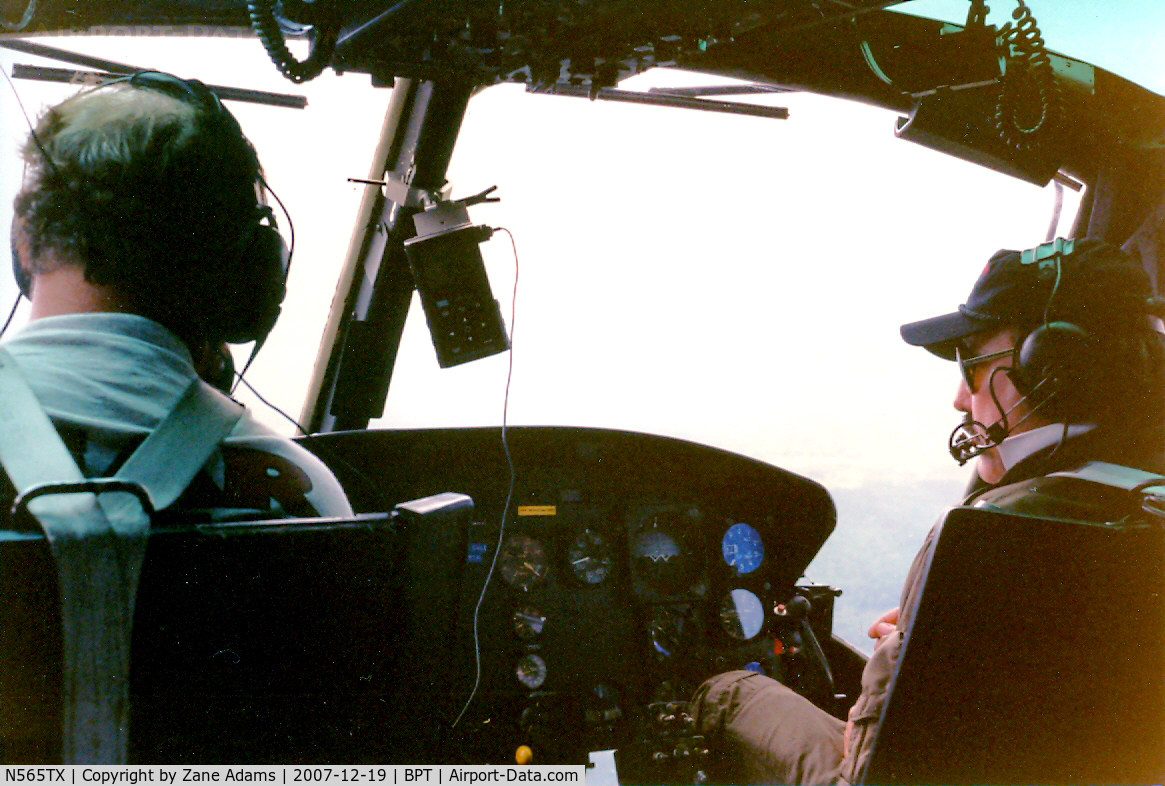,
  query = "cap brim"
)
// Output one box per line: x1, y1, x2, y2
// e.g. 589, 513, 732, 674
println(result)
899, 310, 990, 360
